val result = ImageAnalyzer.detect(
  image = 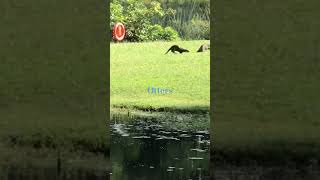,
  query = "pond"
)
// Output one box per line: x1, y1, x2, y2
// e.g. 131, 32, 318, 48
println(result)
110, 115, 210, 180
